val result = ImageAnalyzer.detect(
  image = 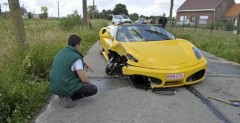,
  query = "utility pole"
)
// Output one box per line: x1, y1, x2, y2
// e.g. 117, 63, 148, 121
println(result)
83, 0, 87, 27
237, 14, 240, 34
57, 1, 59, 19
169, 0, 174, 30
211, 14, 214, 34
207, 14, 214, 34
92, 0, 94, 19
